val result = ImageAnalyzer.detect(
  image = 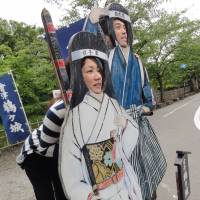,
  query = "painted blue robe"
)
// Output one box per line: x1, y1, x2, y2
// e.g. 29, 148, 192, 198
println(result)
109, 46, 153, 110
